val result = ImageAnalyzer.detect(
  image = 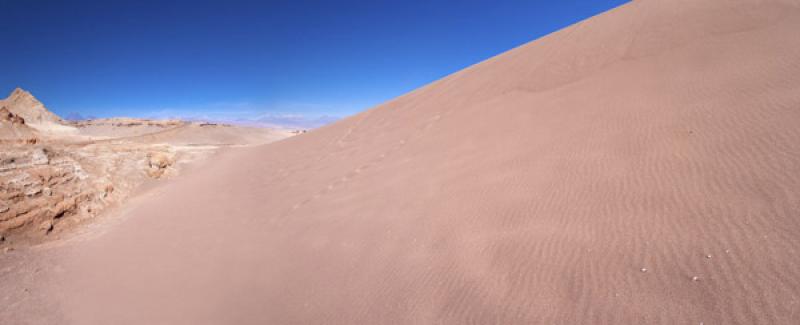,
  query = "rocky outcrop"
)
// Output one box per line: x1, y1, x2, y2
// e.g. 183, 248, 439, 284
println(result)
0, 147, 112, 240
0, 88, 287, 246
0, 142, 179, 243
0, 89, 180, 244
1, 107, 26, 124
0, 106, 38, 143
0, 89, 179, 243
147, 151, 175, 178
0, 88, 62, 125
